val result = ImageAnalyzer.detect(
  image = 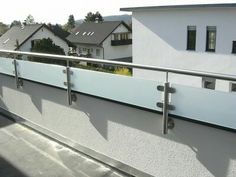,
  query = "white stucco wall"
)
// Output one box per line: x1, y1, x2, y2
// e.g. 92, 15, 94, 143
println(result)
0, 75, 236, 177
19, 26, 69, 54
103, 24, 132, 60
132, 8, 236, 90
